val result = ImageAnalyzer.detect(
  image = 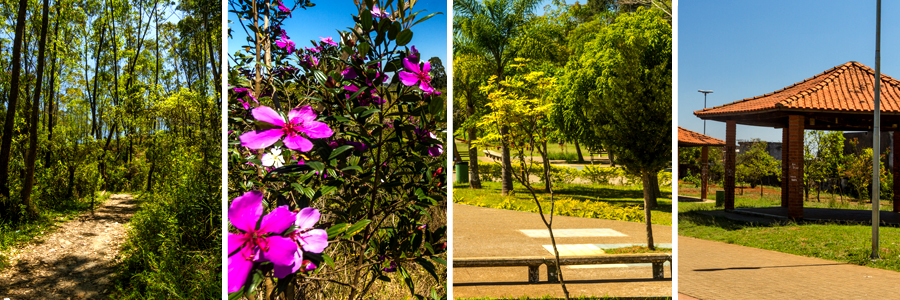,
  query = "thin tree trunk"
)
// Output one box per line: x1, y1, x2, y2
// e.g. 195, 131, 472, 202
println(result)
574, 140, 584, 162
467, 96, 481, 189
501, 126, 513, 196
22, 0, 52, 220
642, 170, 656, 250
0, 0, 31, 198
